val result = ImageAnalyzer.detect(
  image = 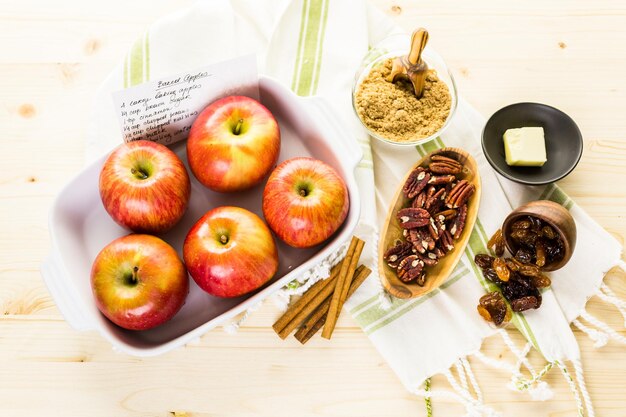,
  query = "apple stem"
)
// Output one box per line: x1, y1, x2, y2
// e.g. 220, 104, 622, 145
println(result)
131, 266, 139, 284
233, 118, 244, 135
299, 189, 307, 197
220, 235, 228, 244
130, 168, 148, 180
